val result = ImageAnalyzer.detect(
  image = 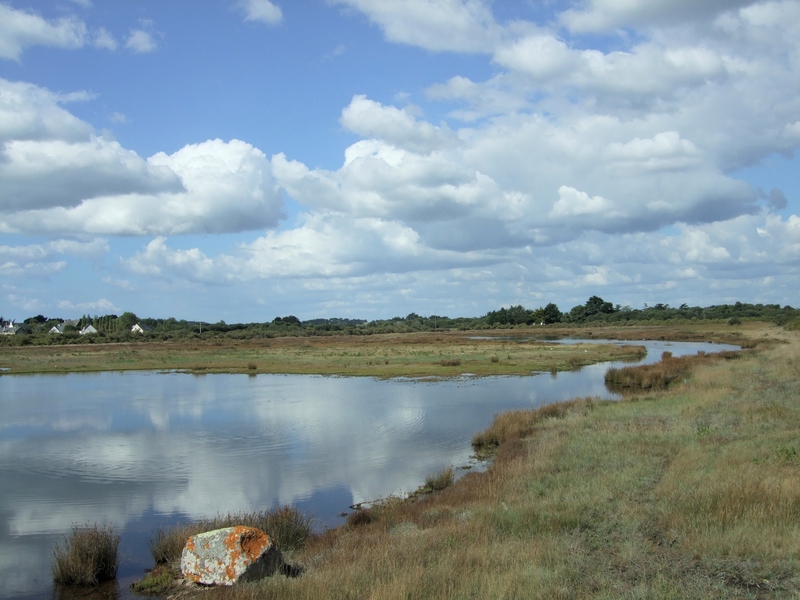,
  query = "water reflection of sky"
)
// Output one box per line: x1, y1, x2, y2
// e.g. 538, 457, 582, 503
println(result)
0, 340, 738, 599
